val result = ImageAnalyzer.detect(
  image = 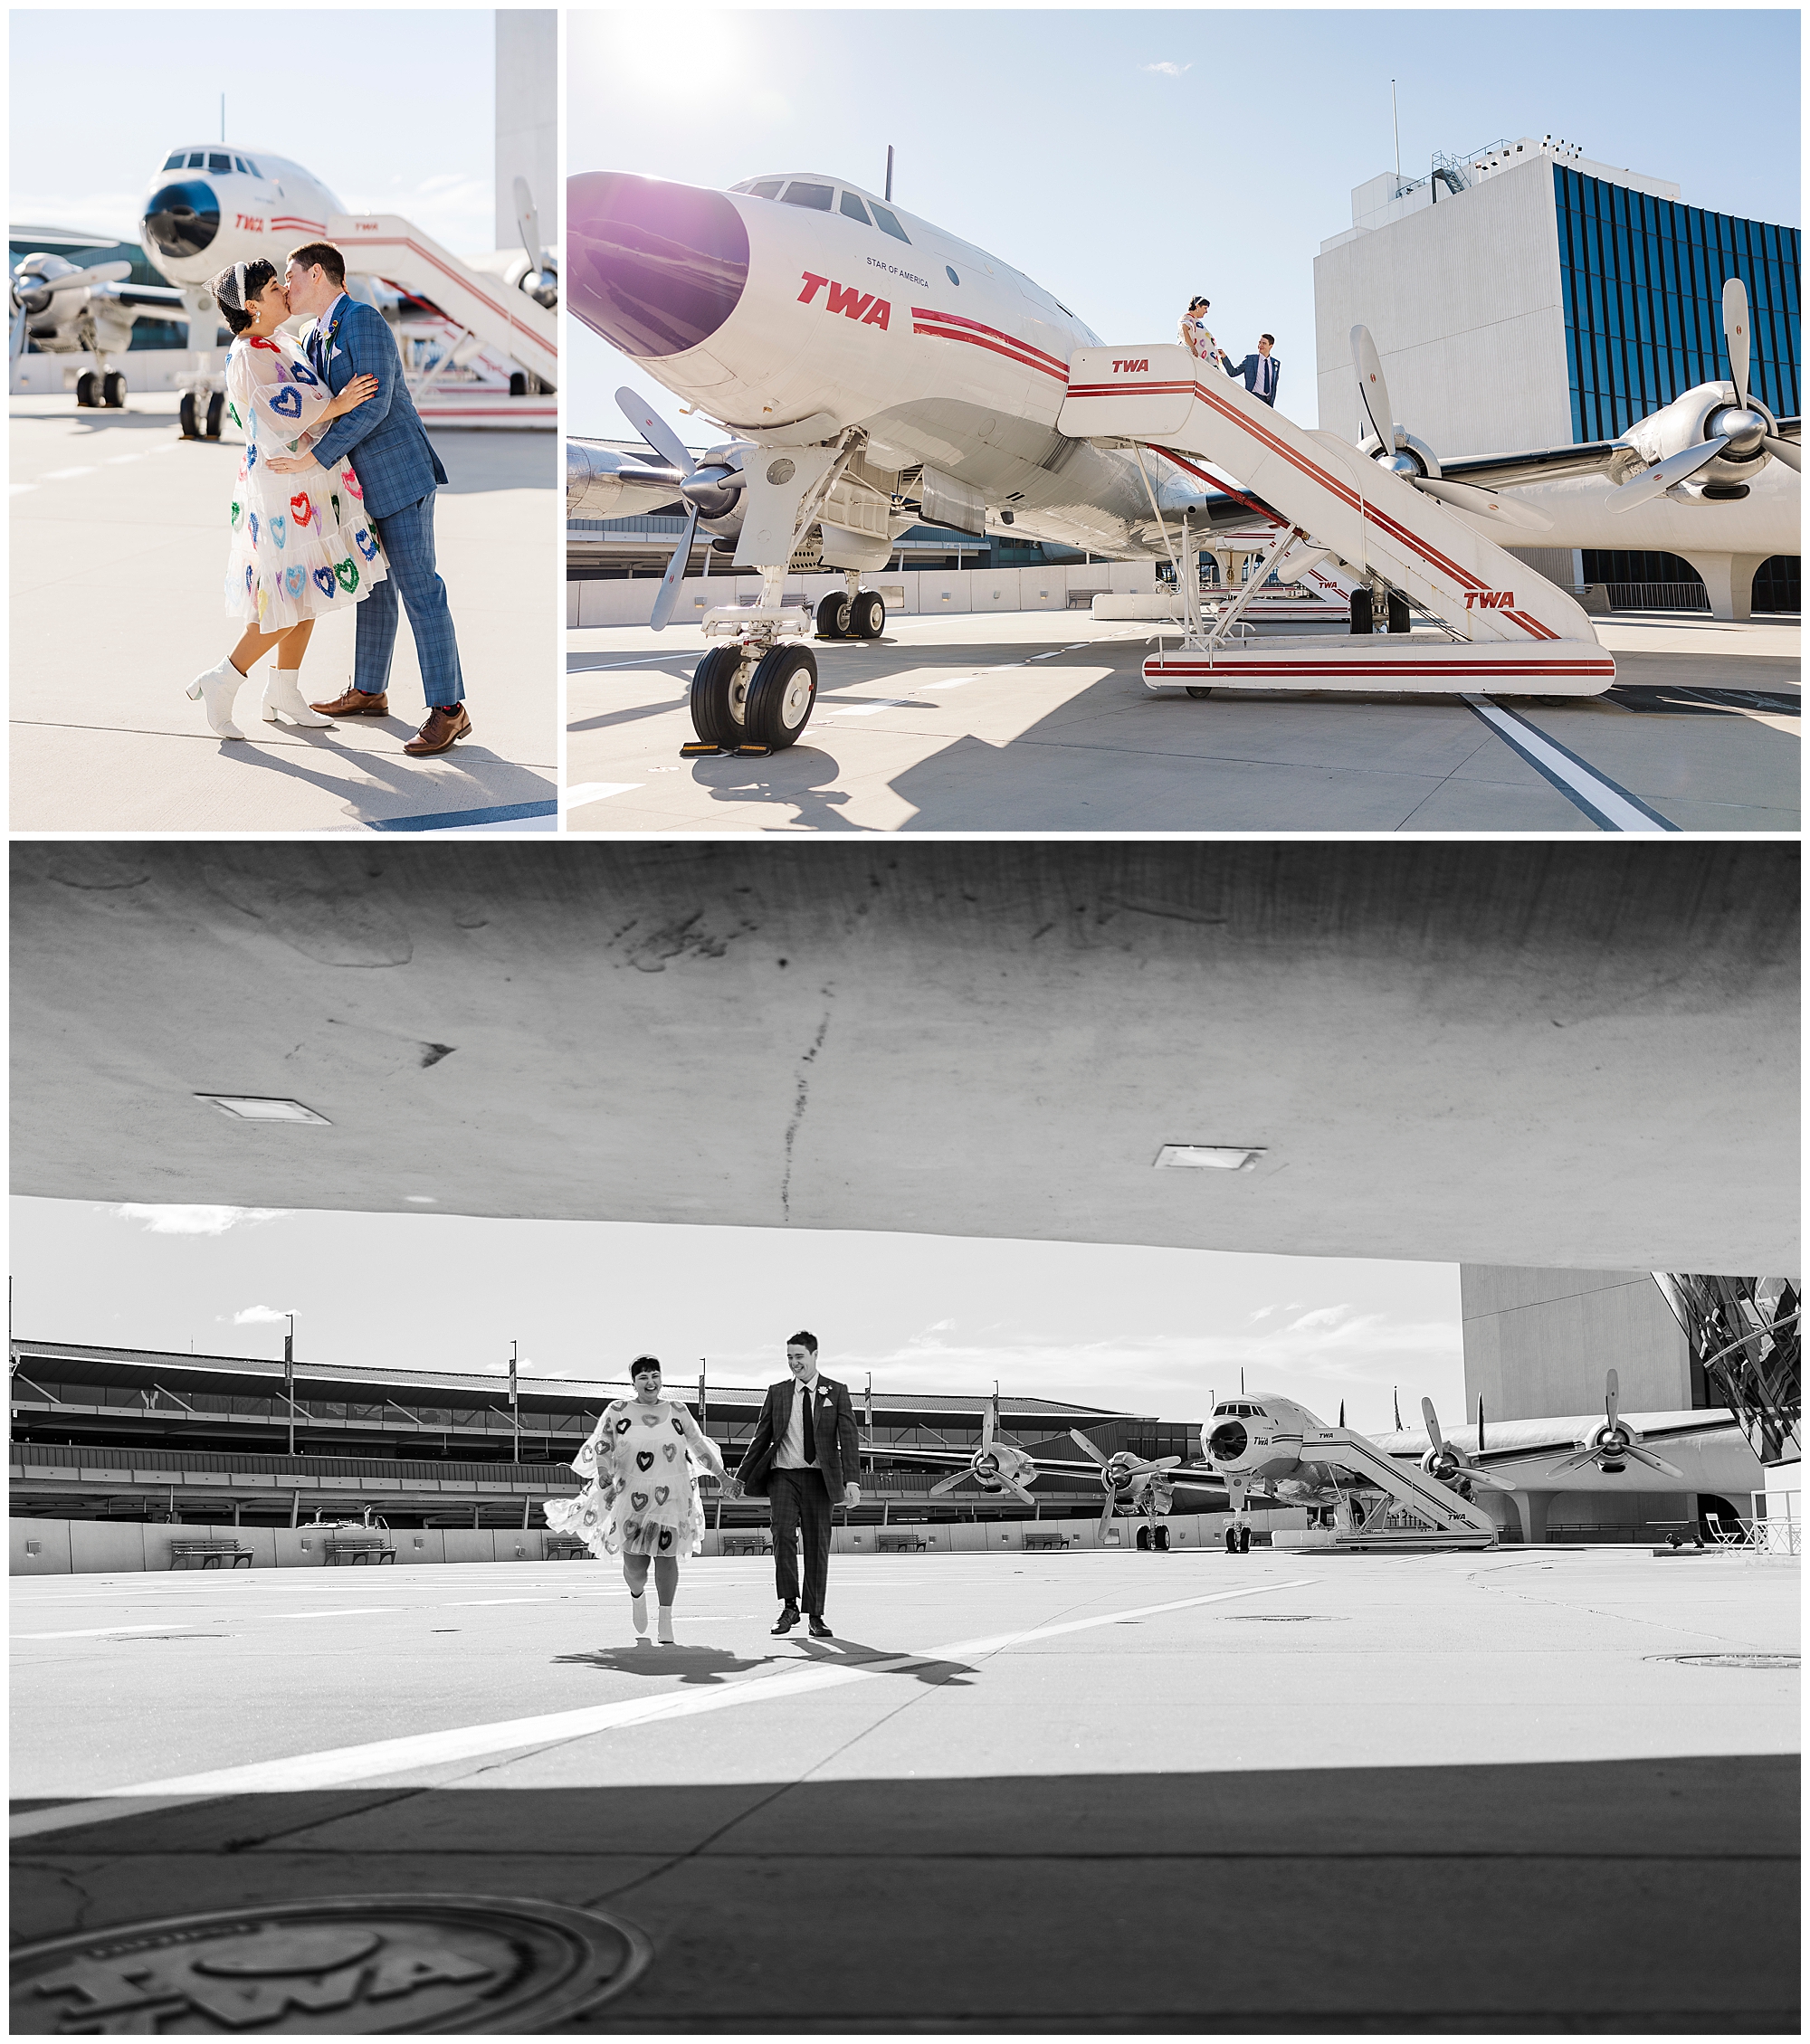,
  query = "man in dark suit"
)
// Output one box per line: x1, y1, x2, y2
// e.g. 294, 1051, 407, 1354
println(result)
1230, 334, 1281, 407
733, 1332, 861, 1637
